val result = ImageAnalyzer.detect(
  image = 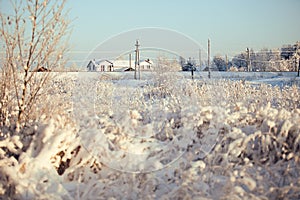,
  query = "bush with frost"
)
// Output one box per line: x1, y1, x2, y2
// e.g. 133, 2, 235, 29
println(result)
0, 0, 70, 131
1, 72, 300, 199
